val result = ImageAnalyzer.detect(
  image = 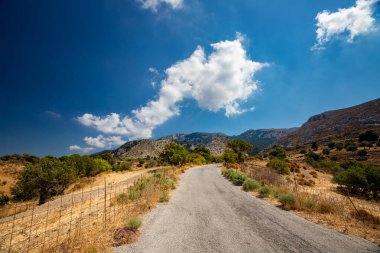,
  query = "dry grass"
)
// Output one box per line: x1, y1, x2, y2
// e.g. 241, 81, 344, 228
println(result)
0, 166, 186, 253
234, 160, 380, 246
